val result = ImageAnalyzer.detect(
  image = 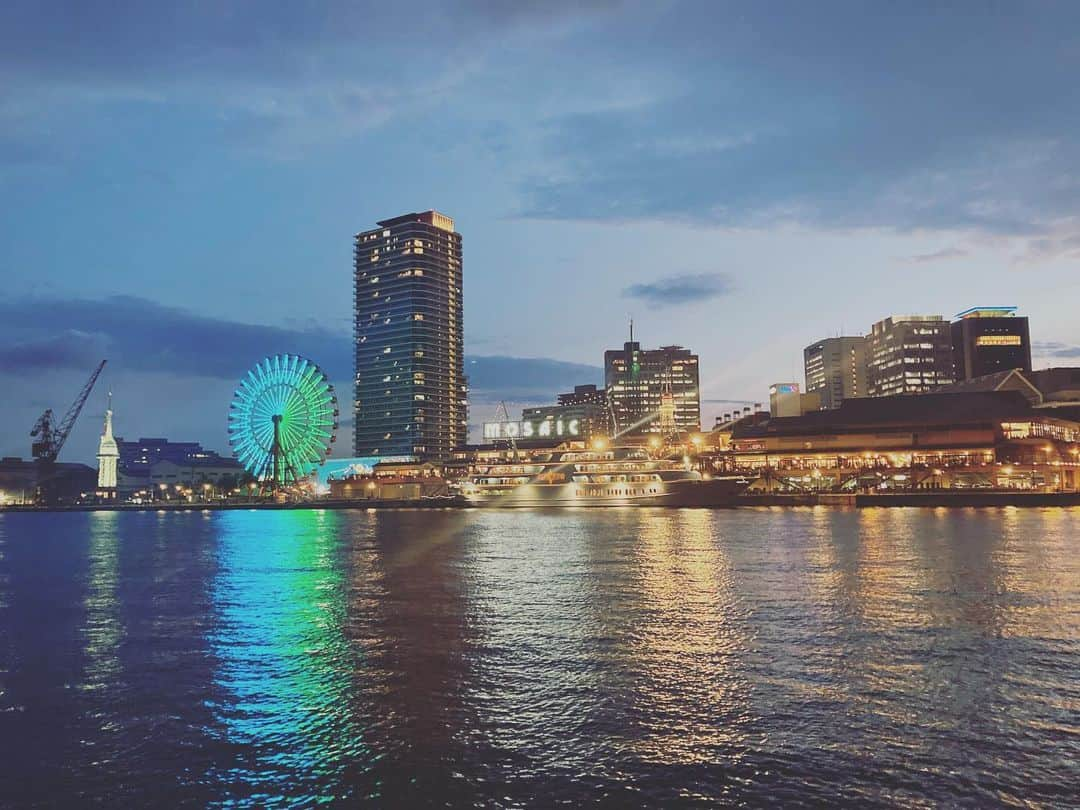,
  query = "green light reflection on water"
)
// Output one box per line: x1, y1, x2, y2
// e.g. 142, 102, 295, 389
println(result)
207, 509, 366, 803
